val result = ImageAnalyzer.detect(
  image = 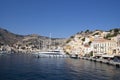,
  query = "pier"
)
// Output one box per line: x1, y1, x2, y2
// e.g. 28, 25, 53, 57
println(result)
81, 57, 120, 68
